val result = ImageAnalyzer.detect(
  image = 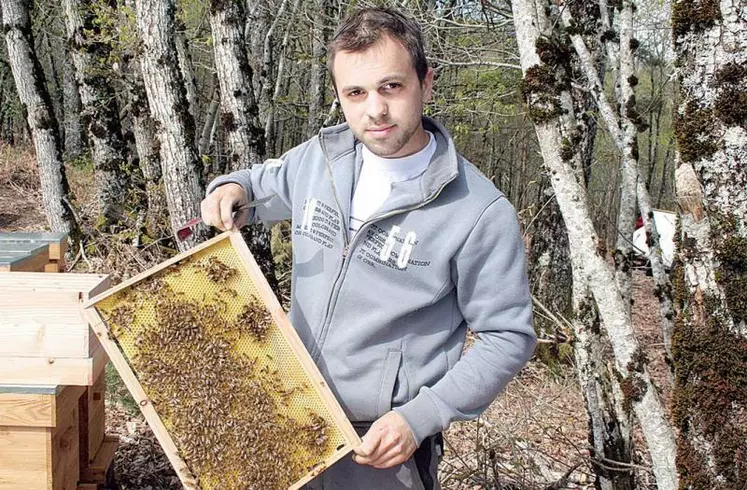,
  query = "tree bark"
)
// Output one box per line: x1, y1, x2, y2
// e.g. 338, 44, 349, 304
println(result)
210, 0, 277, 292
62, 0, 129, 228
124, 56, 166, 239
512, 2, 679, 488
174, 26, 197, 124
671, 1, 747, 488
198, 78, 220, 159
306, 0, 329, 137
39, 28, 63, 143
210, 0, 264, 171
261, 0, 299, 152
527, 184, 572, 353
61, 45, 83, 159
1, 0, 77, 235
134, 0, 206, 251
526, 4, 635, 489
562, 0, 675, 360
